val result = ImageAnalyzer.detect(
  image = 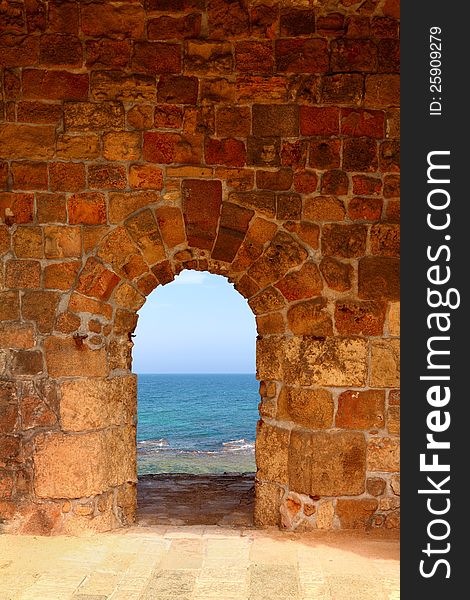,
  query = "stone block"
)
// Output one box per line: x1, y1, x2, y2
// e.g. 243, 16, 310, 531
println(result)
256, 168, 293, 191
45, 261, 80, 291
17, 101, 63, 124
249, 287, 285, 315
44, 336, 108, 378
216, 106, 251, 138
331, 39, 378, 72
248, 232, 307, 288
275, 38, 328, 73
276, 262, 323, 302
22, 69, 89, 101
380, 140, 400, 173
93, 70, 157, 103
335, 300, 386, 336
358, 257, 400, 300
252, 104, 299, 138
114, 282, 145, 311
388, 301, 400, 336
0, 323, 35, 349
0, 32, 39, 67
81, 2, 145, 39
181, 179, 222, 250
0, 291, 19, 321
64, 102, 125, 131
322, 224, 367, 258
44, 226, 81, 259
22, 291, 61, 334
276, 193, 302, 221
370, 339, 400, 387
103, 132, 141, 162
280, 9, 315, 36
289, 430, 366, 496
148, 13, 201, 40
5, 260, 41, 289
321, 73, 364, 105
85, 39, 131, 69
33, 428, 136, 498
49, 162, 86, 193
125, 209, 166, 265
235, 41, 274, 73
304, 196, 345, 222
56, 134, 100, 160
341, 108, 384, 138
255, 421, 289, 484
157, 75, 198, 105
277, 386, 333, 429
12, 226, 43, 259
287, 298, 333, 336
68, 193, 107, 225
246, 137, 280, 167
205, 138, 246, 167
0, 124, 55, 160
76, 257, 120, 301
109, 191, 158, 224
87, 164, 127, 190
336, 390, 385, 430
336, 499, 378, 529
236, 75, 287, 103
283, 336, 368, 387
207, 0, 249, 38
343, 137, 378, 172
309, 139, 341, 170
60, 376, 136, 432
143, 132, 202, 164
281, 141, 307, 170
367, 477, 386, 497
367, 437, 400, 472
370, 223, 400, 257
348, 197, 383, 222
365, 74, 400, 107
320, 169, 349, 195
11, 350, 44, 376
39, 33, 82, 67
300, 107, 339, 136
132, 41, 181, 74
316, 500, 335, 529
11, 162, 48, 191
387, 406, 400, 435
253, 480, 281, 527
